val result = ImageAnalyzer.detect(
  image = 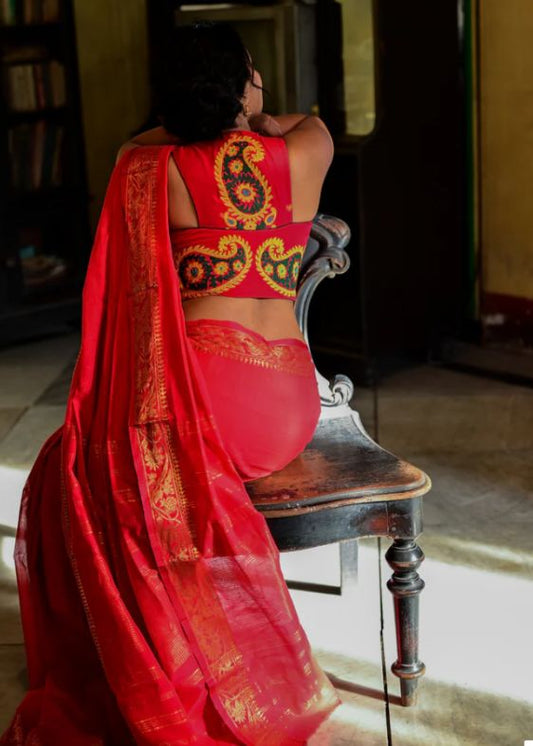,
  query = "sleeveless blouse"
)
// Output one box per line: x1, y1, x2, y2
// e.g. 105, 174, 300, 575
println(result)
169, 130, 313, 300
